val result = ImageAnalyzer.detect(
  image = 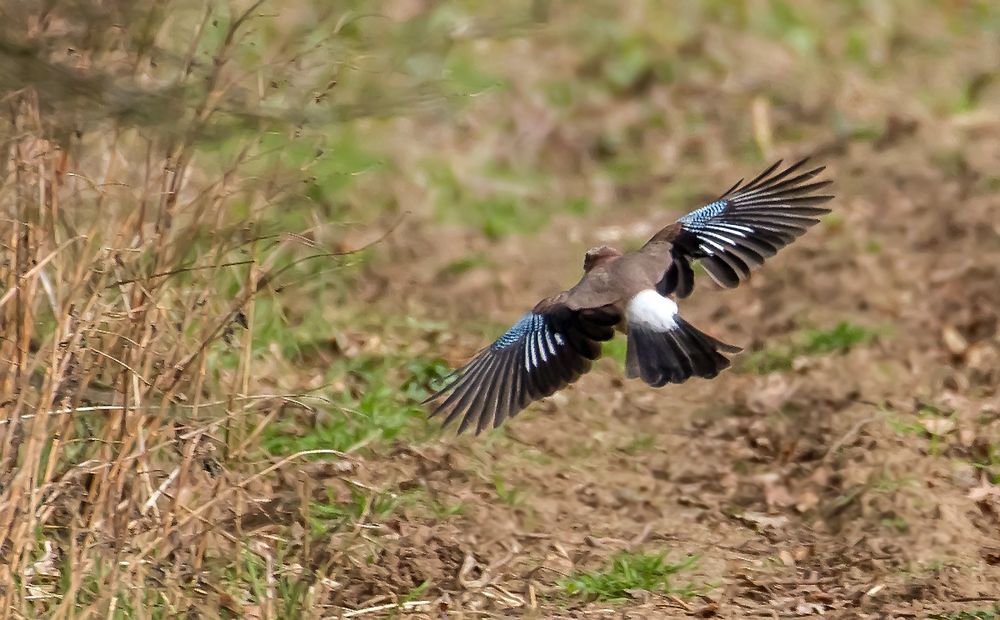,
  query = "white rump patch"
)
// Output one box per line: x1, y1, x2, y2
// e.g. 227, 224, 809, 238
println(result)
626, 289, 679, 332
